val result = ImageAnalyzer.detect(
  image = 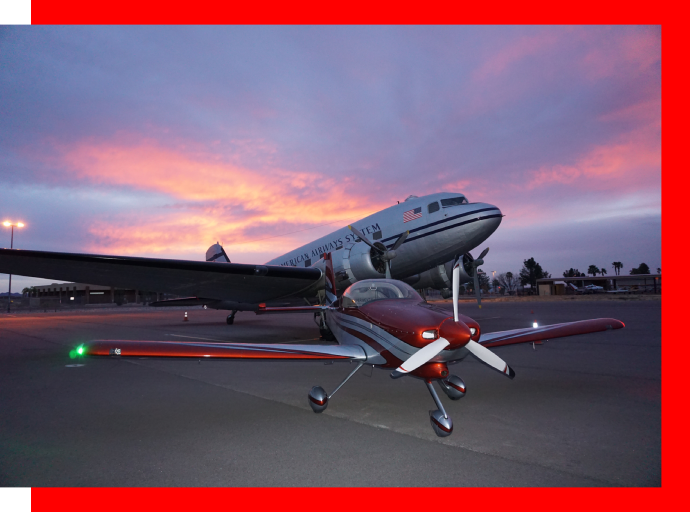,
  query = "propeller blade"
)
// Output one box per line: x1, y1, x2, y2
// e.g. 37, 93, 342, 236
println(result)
478, 247, 490, 260
452, 260, 460, 322
464, 340, 515, 378
385, 261, 392, 280
390, 230, 409, 251
348, 225, 380, 252
390, 337, 450, 378
474, 269, 482, 308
